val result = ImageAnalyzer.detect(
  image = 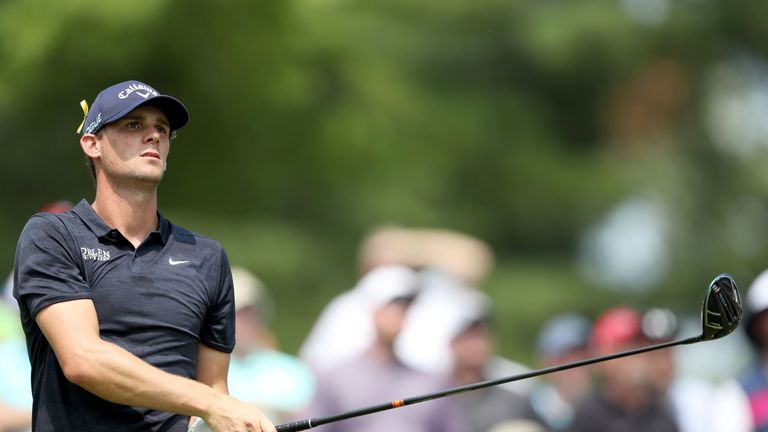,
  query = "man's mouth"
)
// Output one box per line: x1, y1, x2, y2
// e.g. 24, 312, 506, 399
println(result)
140, 151, 161, 160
